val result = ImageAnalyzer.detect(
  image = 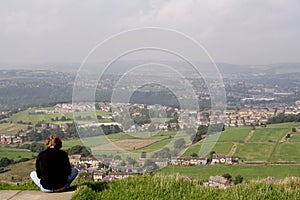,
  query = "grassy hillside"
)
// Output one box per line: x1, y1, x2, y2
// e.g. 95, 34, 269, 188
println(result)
158, 165, 300, 181
0, 160, 35, 182
71, 175, 300, 200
